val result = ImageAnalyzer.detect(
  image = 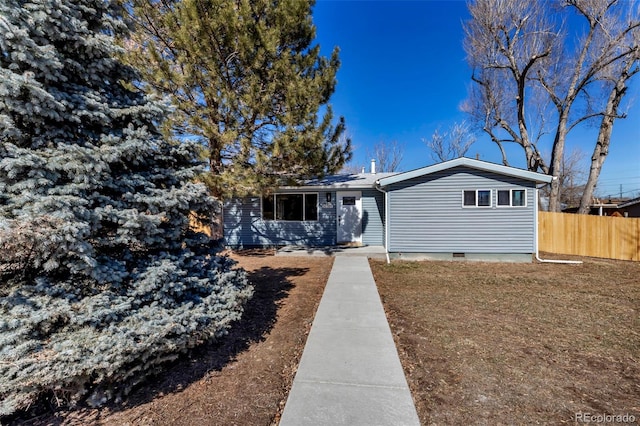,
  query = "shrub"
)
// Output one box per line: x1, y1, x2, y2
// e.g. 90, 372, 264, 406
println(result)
0, 250, 252, 415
